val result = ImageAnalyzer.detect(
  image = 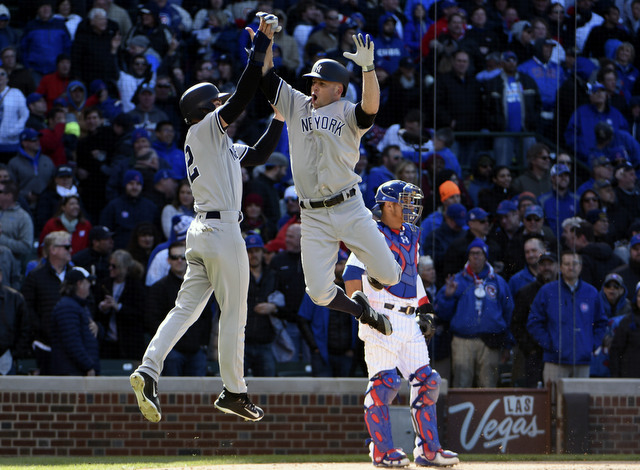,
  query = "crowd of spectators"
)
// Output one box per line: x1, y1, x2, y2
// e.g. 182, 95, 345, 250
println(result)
1, 0, 640, 386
